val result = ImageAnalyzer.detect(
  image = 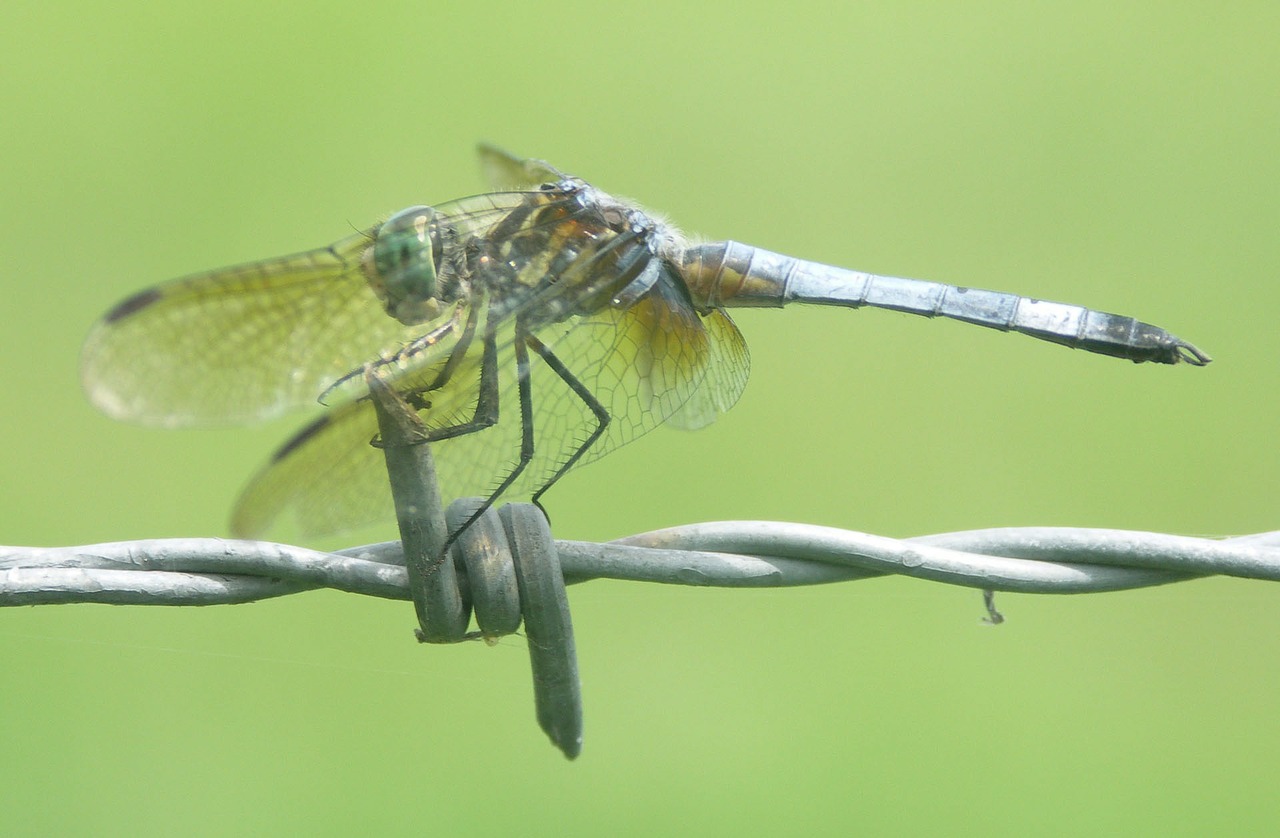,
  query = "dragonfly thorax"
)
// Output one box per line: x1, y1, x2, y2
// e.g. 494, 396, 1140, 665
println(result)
363, 205, 454, 326
559, 185, 688, 309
